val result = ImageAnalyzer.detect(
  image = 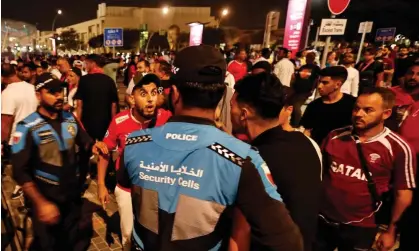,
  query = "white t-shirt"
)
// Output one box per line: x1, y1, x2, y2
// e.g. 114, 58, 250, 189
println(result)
68, 87, 78, 108
341, 66, 359, 97
1, 81, 38, 144
274, 58, 295, 87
